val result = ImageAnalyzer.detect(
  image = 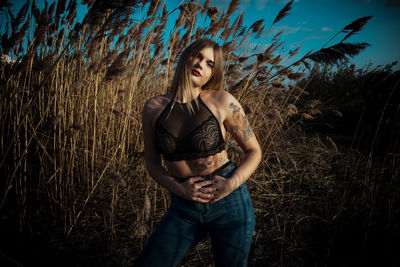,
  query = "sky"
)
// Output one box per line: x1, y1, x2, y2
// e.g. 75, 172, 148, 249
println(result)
3, 0, 400, 70
222, 0, 400, 70
191, 0, 400, 70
